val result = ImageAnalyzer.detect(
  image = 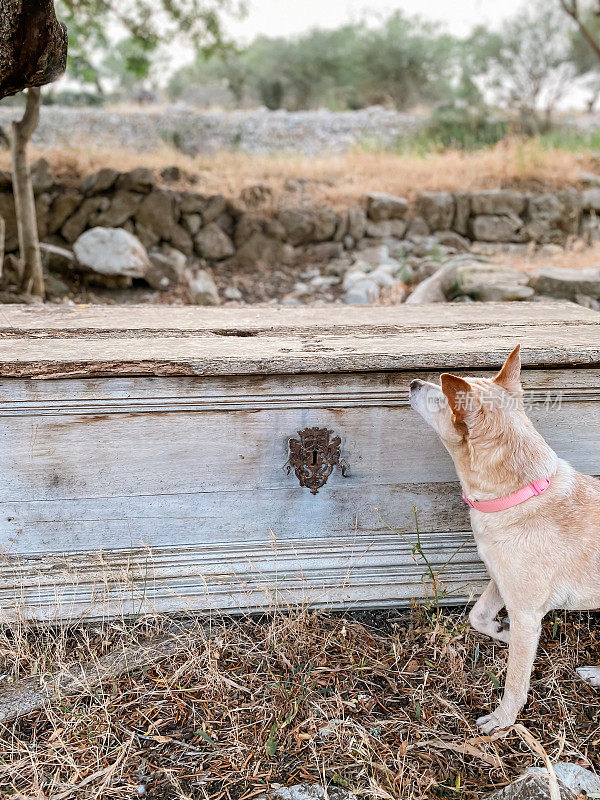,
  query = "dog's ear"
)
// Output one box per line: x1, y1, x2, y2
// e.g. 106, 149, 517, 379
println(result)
441, 373, 473, 423
494, 344, 521, 391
